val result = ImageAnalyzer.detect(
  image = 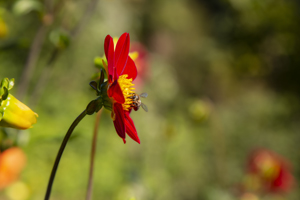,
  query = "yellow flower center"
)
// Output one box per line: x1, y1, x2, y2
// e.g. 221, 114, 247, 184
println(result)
117, 74, 135, 111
